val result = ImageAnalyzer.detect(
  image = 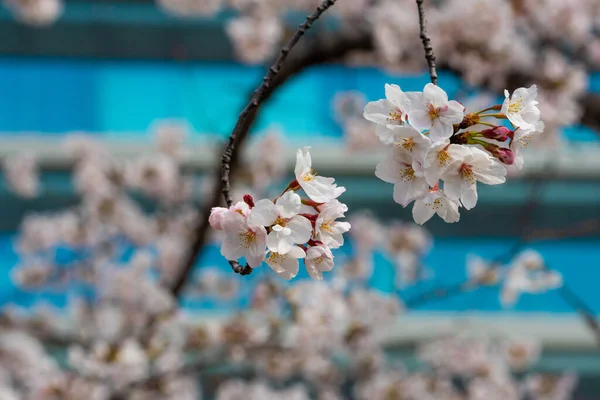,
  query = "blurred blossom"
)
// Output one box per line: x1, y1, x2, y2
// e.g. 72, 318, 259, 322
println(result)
3, 153, 39, 198
523, 373, 578, 400
248, 128, 287, 194
501, 250, 563, 307
501, 337, 541, 371
152, 119, 191, 160
4, 0, 63, 26
226, 13, 283, 64
157, 0, 223, 17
